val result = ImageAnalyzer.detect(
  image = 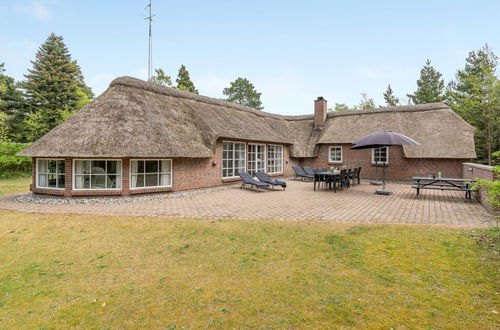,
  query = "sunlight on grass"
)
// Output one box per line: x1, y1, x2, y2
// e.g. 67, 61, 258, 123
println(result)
0, 177, 31, 195
0, 211, 498, 328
